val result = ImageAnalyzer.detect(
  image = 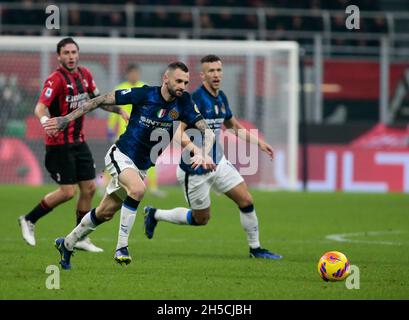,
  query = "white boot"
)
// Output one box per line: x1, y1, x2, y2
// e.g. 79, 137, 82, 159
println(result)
18, 216, 36, 246
75, 236, 103, 252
